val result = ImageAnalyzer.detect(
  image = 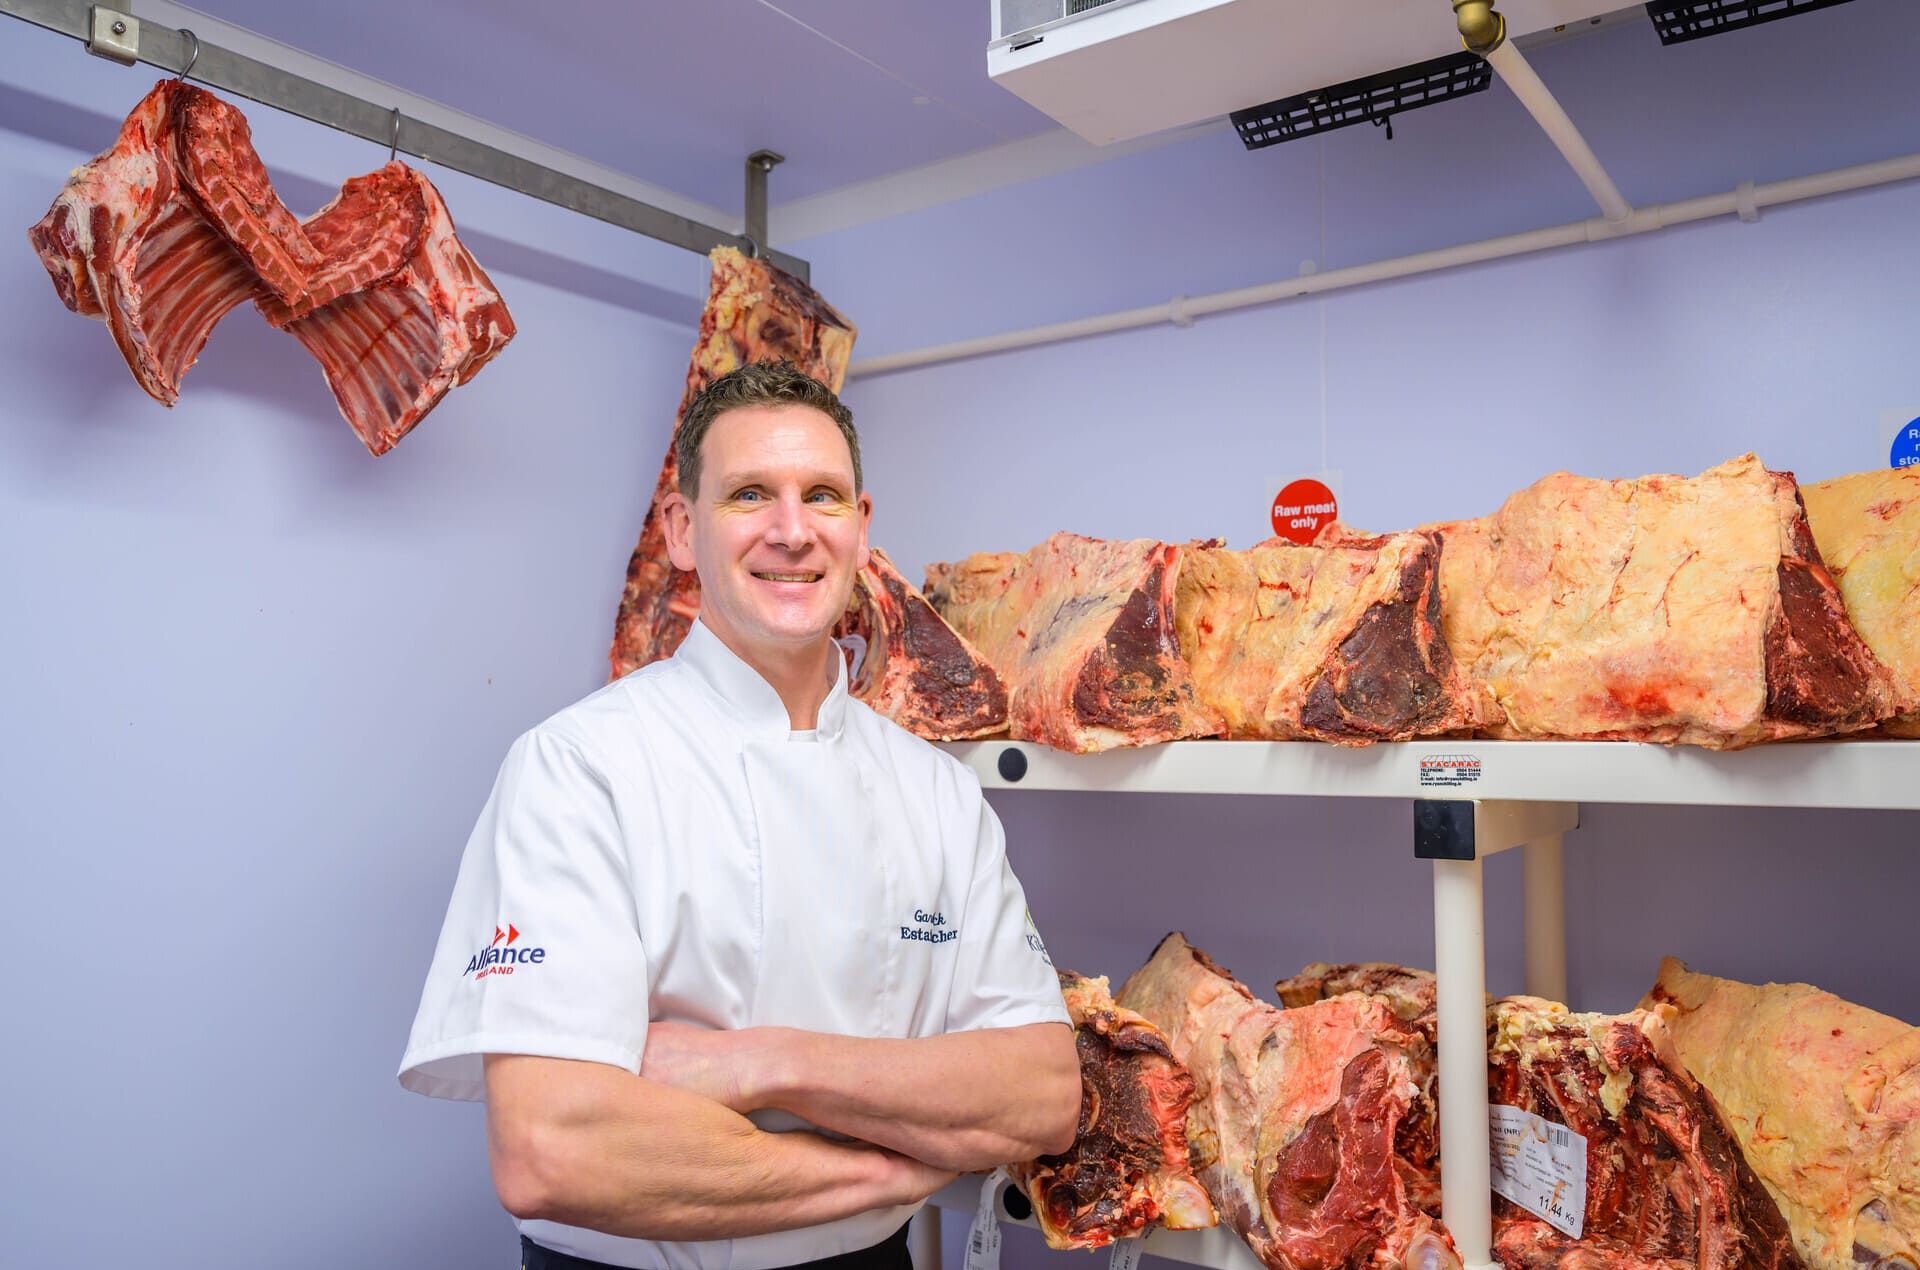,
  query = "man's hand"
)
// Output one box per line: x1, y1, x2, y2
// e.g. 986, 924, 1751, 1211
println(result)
640, 1020, 762, 1112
